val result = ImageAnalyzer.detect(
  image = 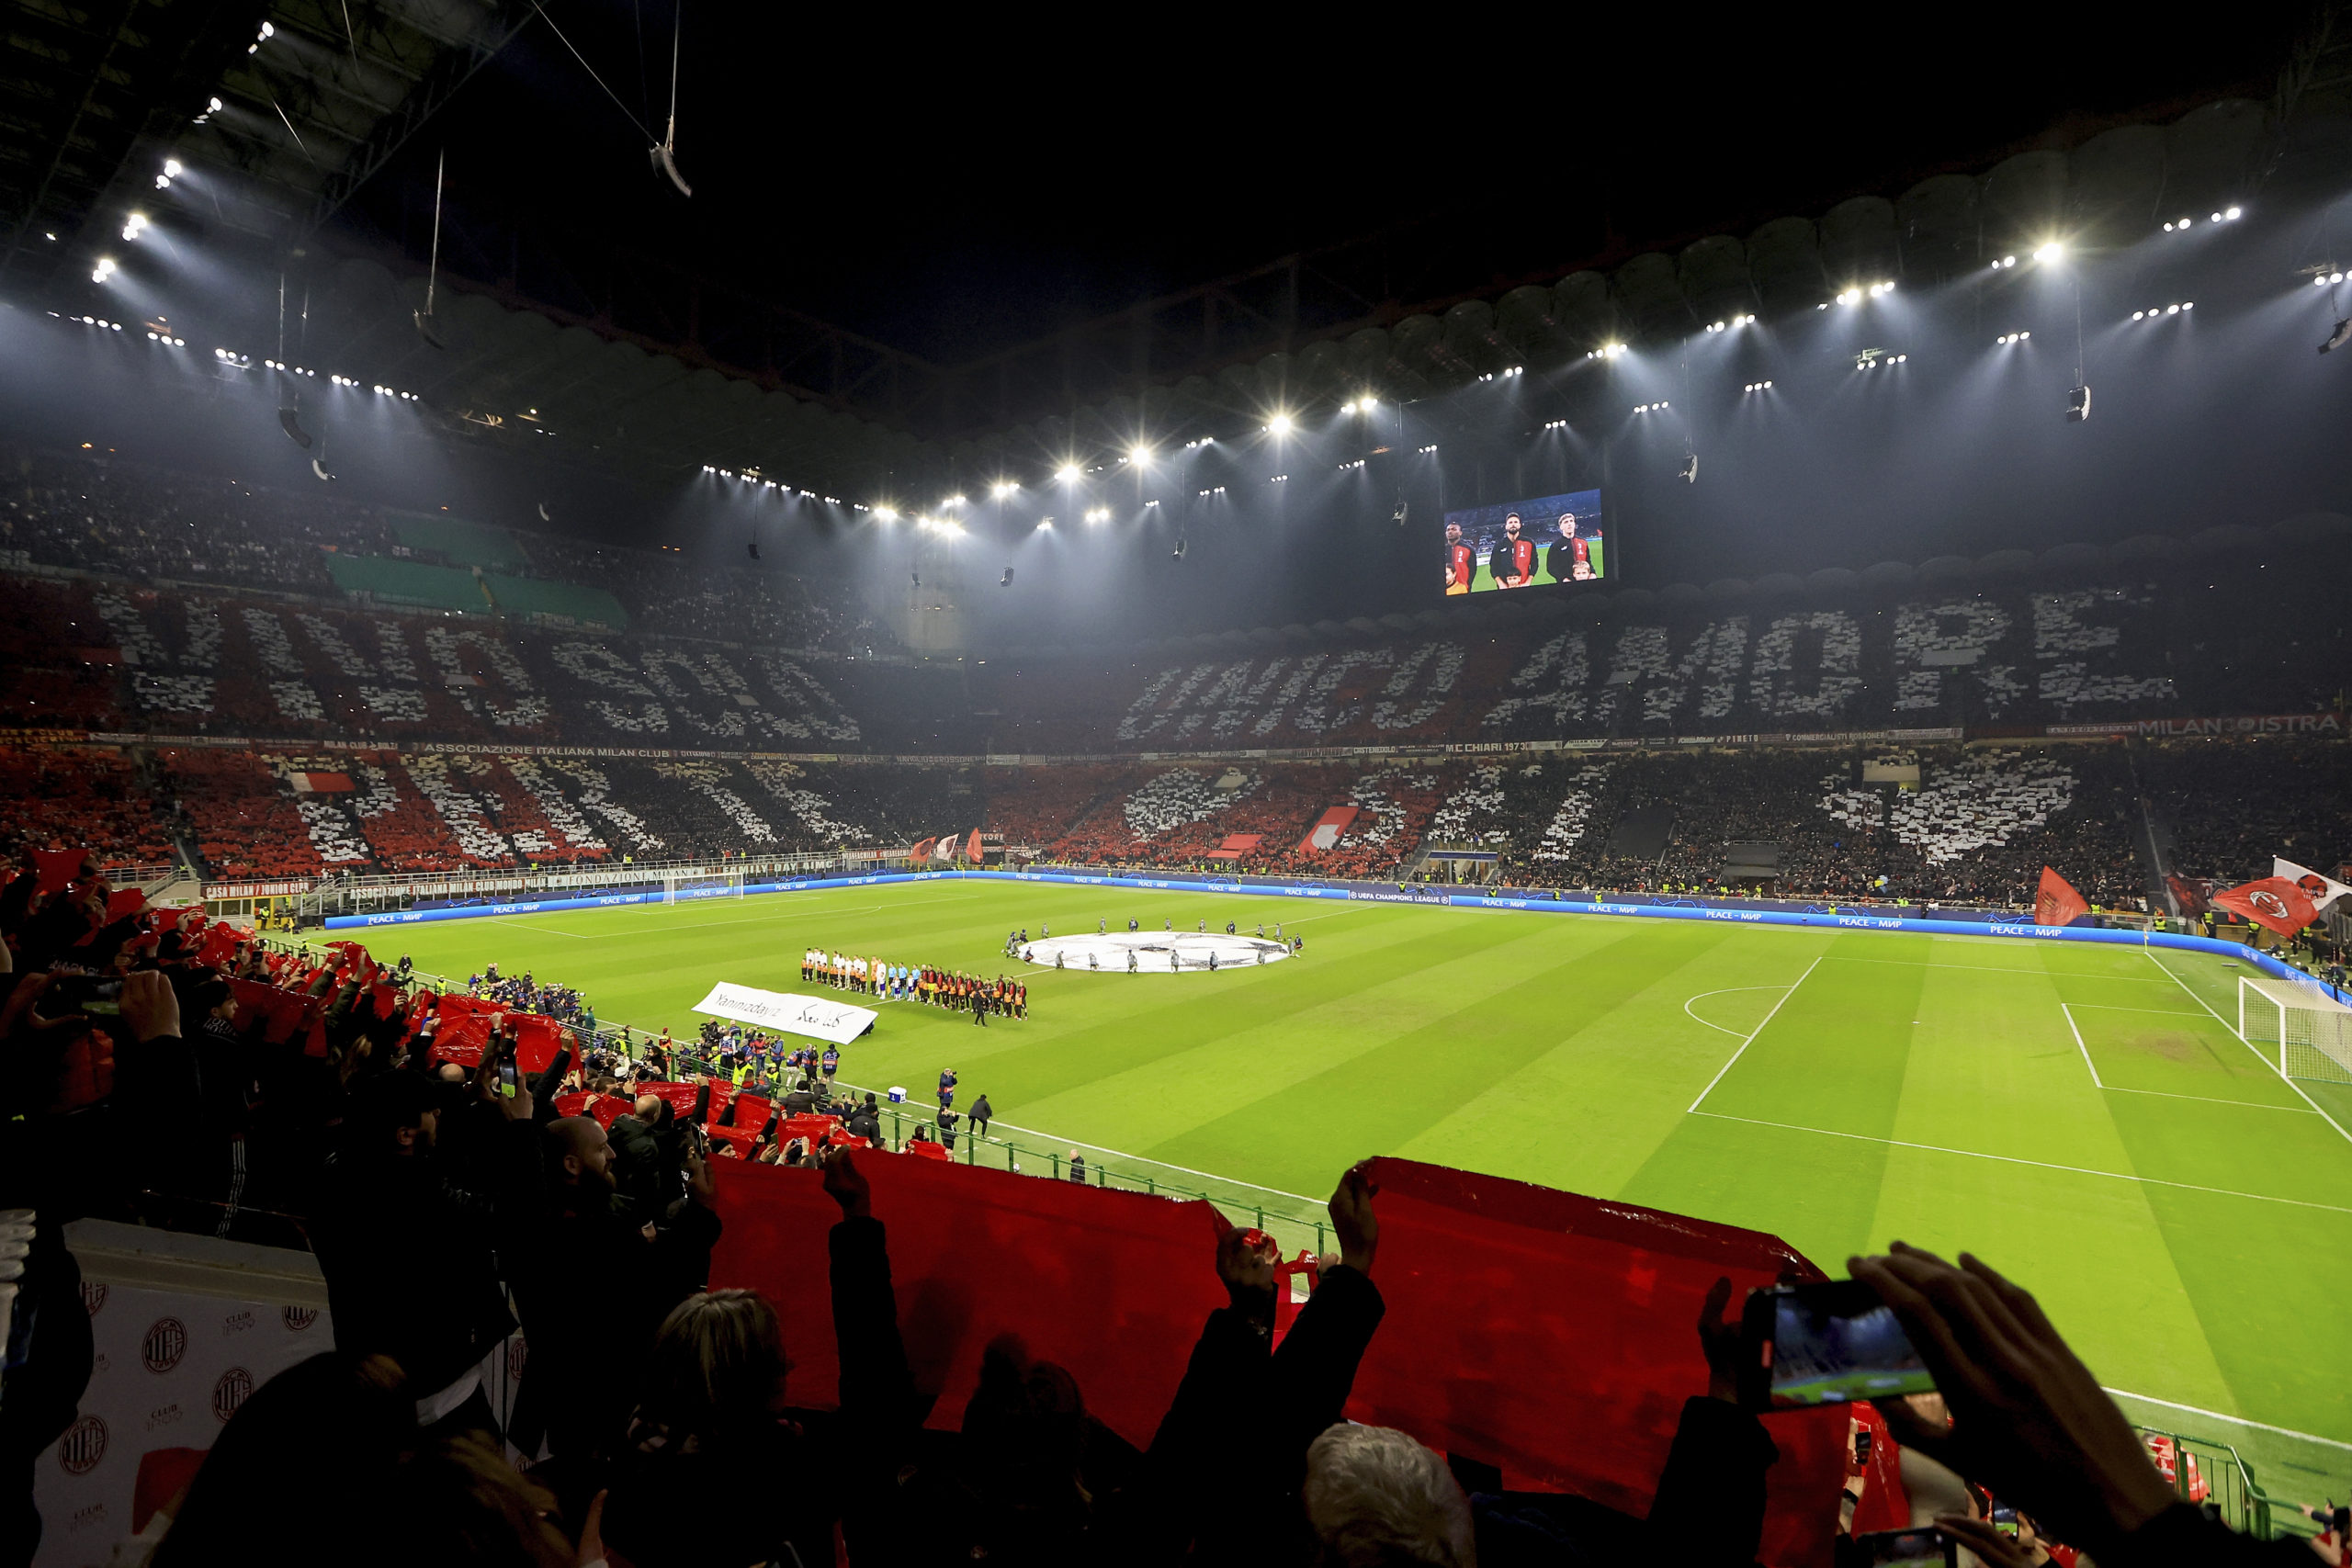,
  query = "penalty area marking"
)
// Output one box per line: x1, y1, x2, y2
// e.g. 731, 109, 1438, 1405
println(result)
1687, 1110, 2352, 1216
2059, 1002, 2313, 1111
2145, 953, 2352, 1148
1686, 956, 1822, 1113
